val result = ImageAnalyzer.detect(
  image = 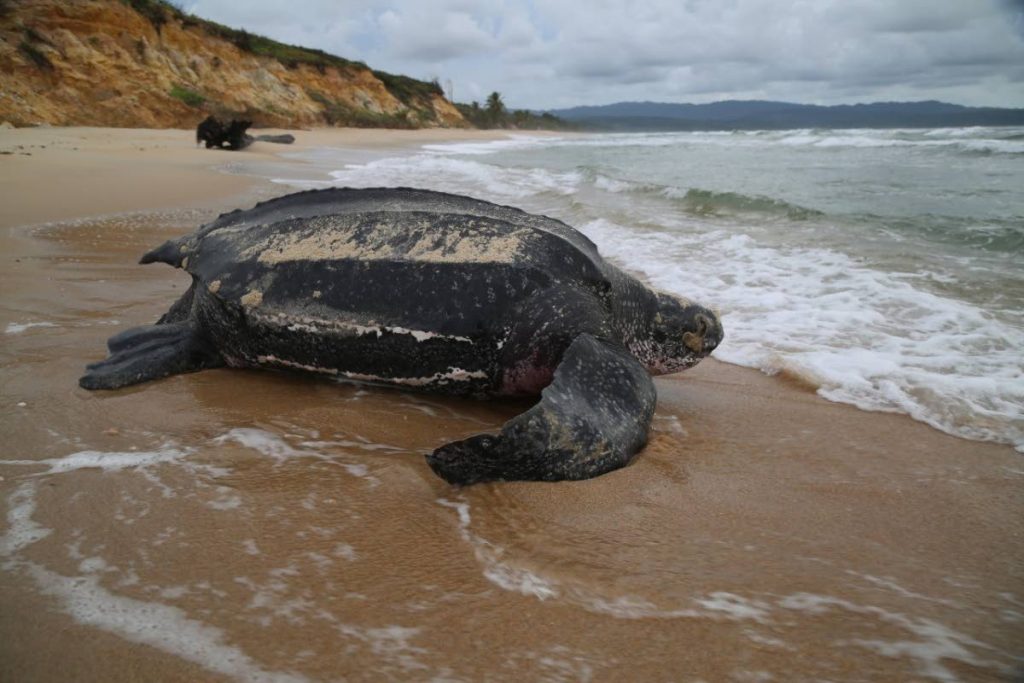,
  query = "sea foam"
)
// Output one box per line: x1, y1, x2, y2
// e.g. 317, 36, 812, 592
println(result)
326, 155, 583, 199
5, 321, 57, 334
0, 482, 310, 682
581, 218, 1024, 450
